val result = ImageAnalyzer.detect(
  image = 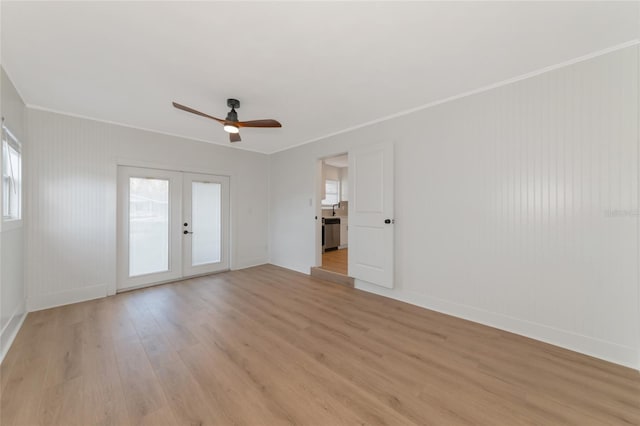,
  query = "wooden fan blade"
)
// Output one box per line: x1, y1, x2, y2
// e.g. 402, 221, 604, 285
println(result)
230, 132, 241, 143
237, 119, 282, 128
172, 102, 225, 124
